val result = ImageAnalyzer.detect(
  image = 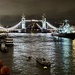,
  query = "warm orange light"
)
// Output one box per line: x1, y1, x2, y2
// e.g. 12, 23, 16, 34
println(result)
0, 66, 10, 75
72, 39, 75, 50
